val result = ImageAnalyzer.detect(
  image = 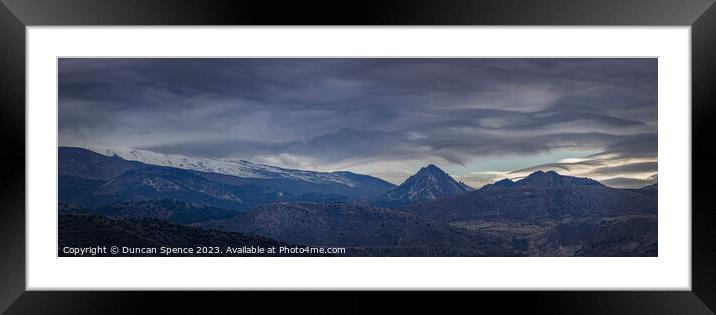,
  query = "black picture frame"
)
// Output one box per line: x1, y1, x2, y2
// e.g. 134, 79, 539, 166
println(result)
1, 0, 715, 313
